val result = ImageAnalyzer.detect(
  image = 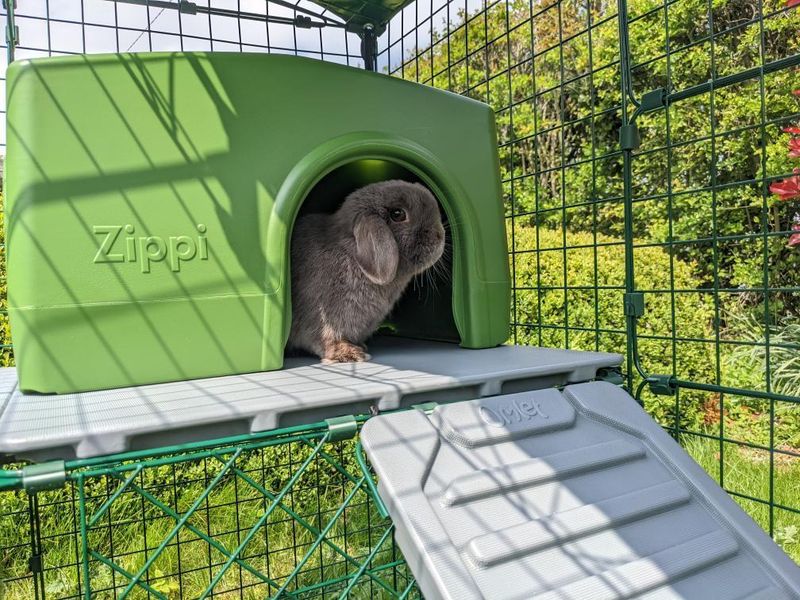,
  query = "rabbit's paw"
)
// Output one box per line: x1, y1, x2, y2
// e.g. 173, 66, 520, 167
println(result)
321, 340, 370, 364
